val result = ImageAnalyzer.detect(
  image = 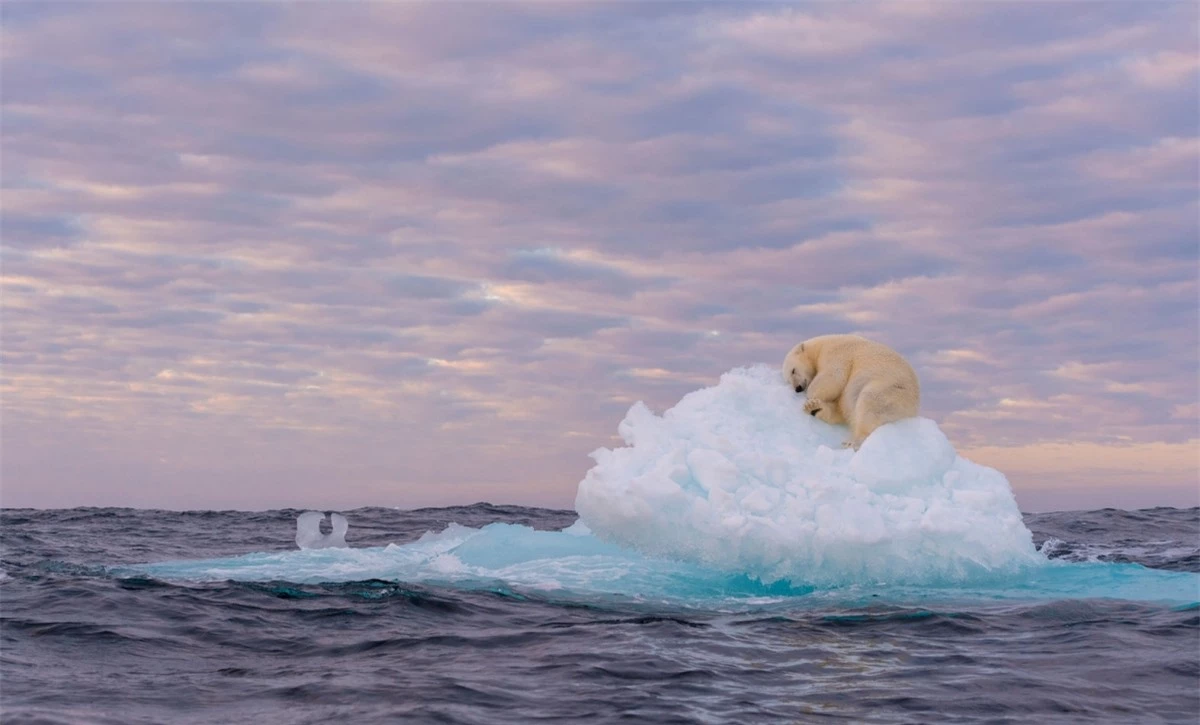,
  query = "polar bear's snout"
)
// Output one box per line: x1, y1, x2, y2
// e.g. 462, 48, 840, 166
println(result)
782, 346, 816, 394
